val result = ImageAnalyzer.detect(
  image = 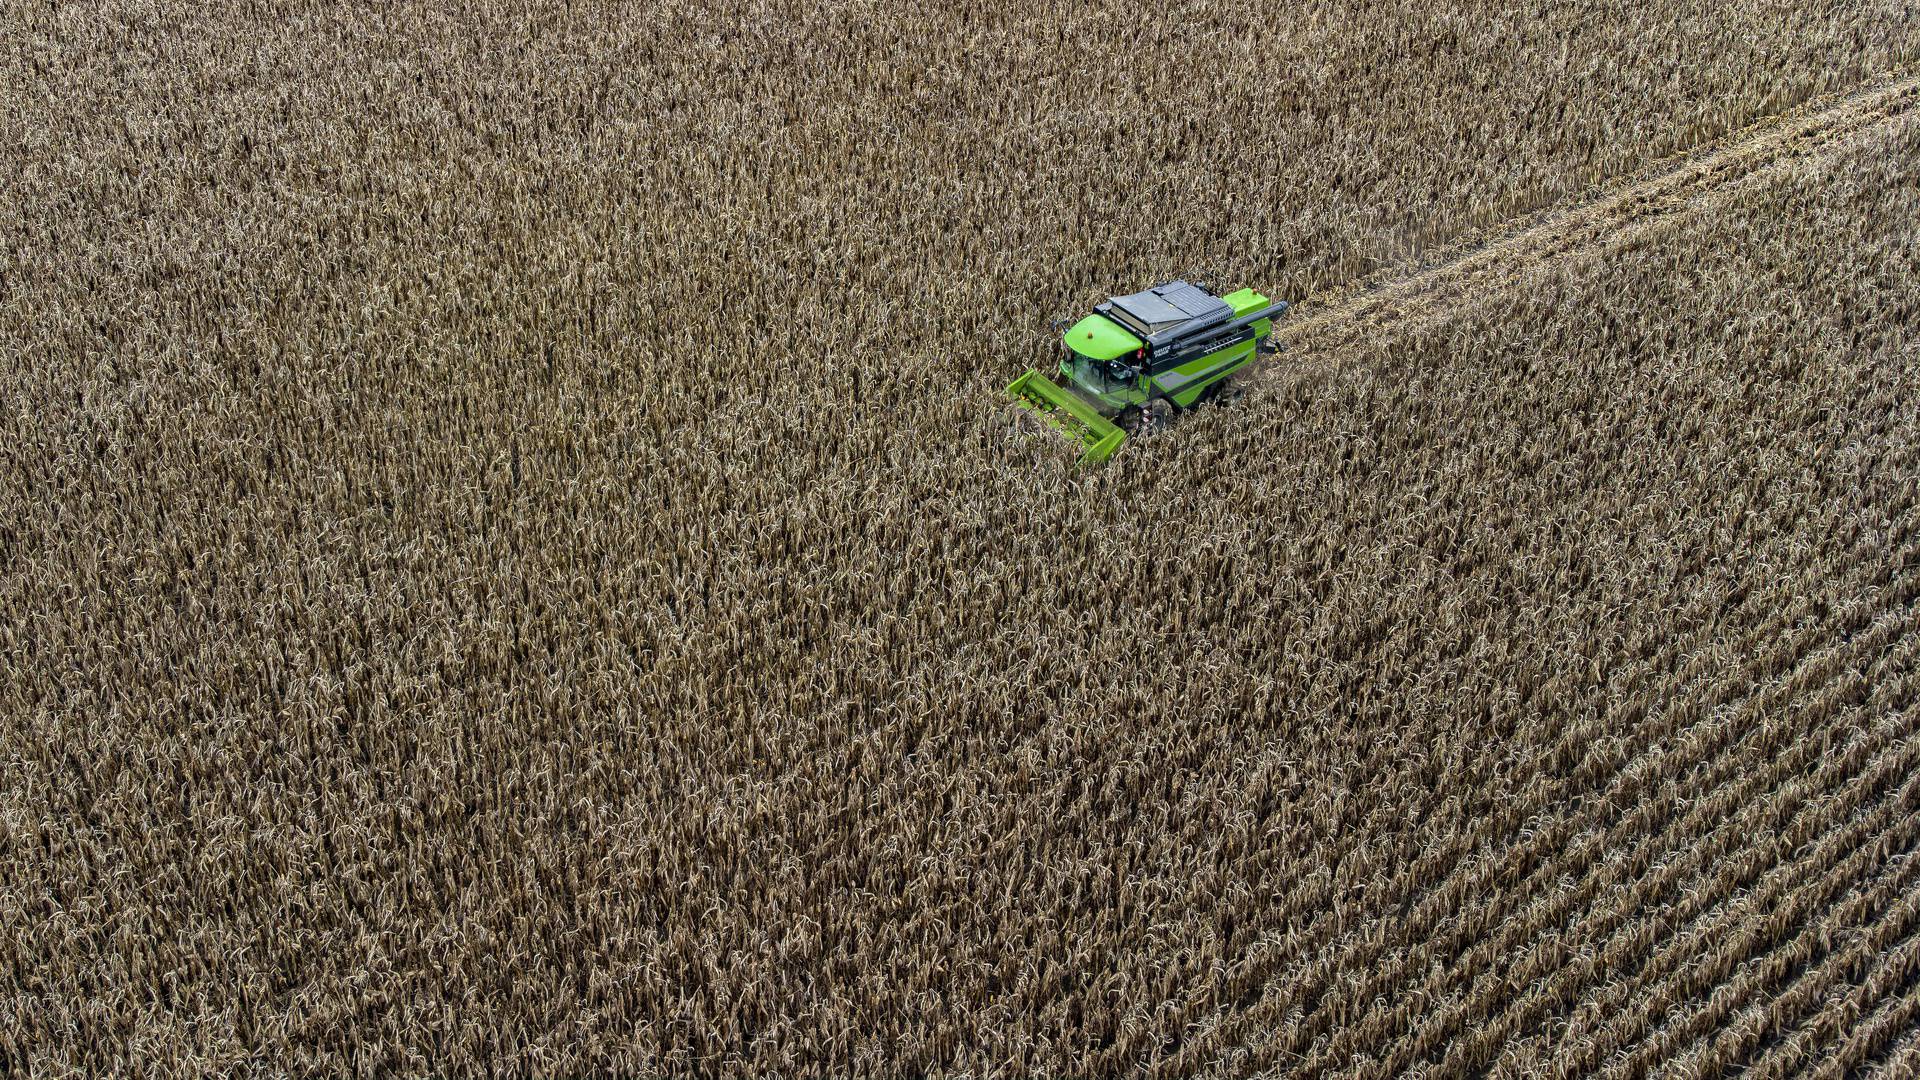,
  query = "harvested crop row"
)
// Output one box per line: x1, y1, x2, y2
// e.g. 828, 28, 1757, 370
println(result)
1277, 67, 1920, 355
